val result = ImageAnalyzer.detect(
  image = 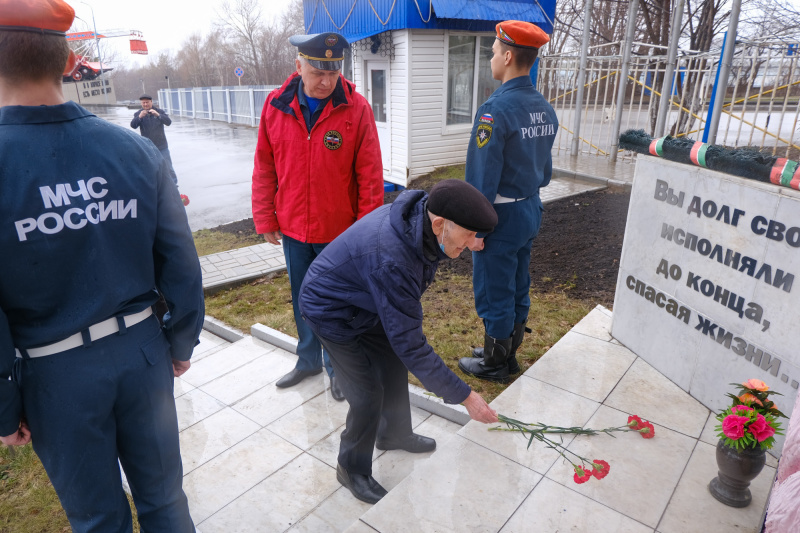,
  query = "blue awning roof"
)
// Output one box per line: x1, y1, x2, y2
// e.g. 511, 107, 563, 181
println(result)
430, 0, 551, 24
